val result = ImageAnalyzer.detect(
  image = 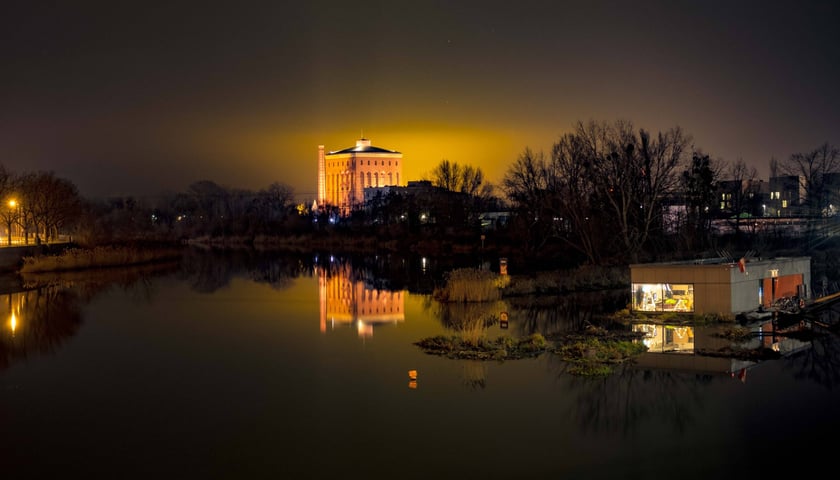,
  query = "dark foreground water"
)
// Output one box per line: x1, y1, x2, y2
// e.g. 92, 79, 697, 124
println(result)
1, 250, 838, 479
